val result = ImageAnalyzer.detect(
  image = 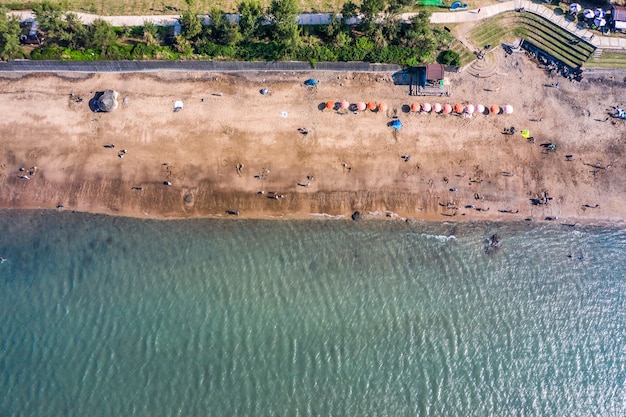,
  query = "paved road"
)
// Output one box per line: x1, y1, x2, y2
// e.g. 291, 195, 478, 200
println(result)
8, 0, 626, 50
